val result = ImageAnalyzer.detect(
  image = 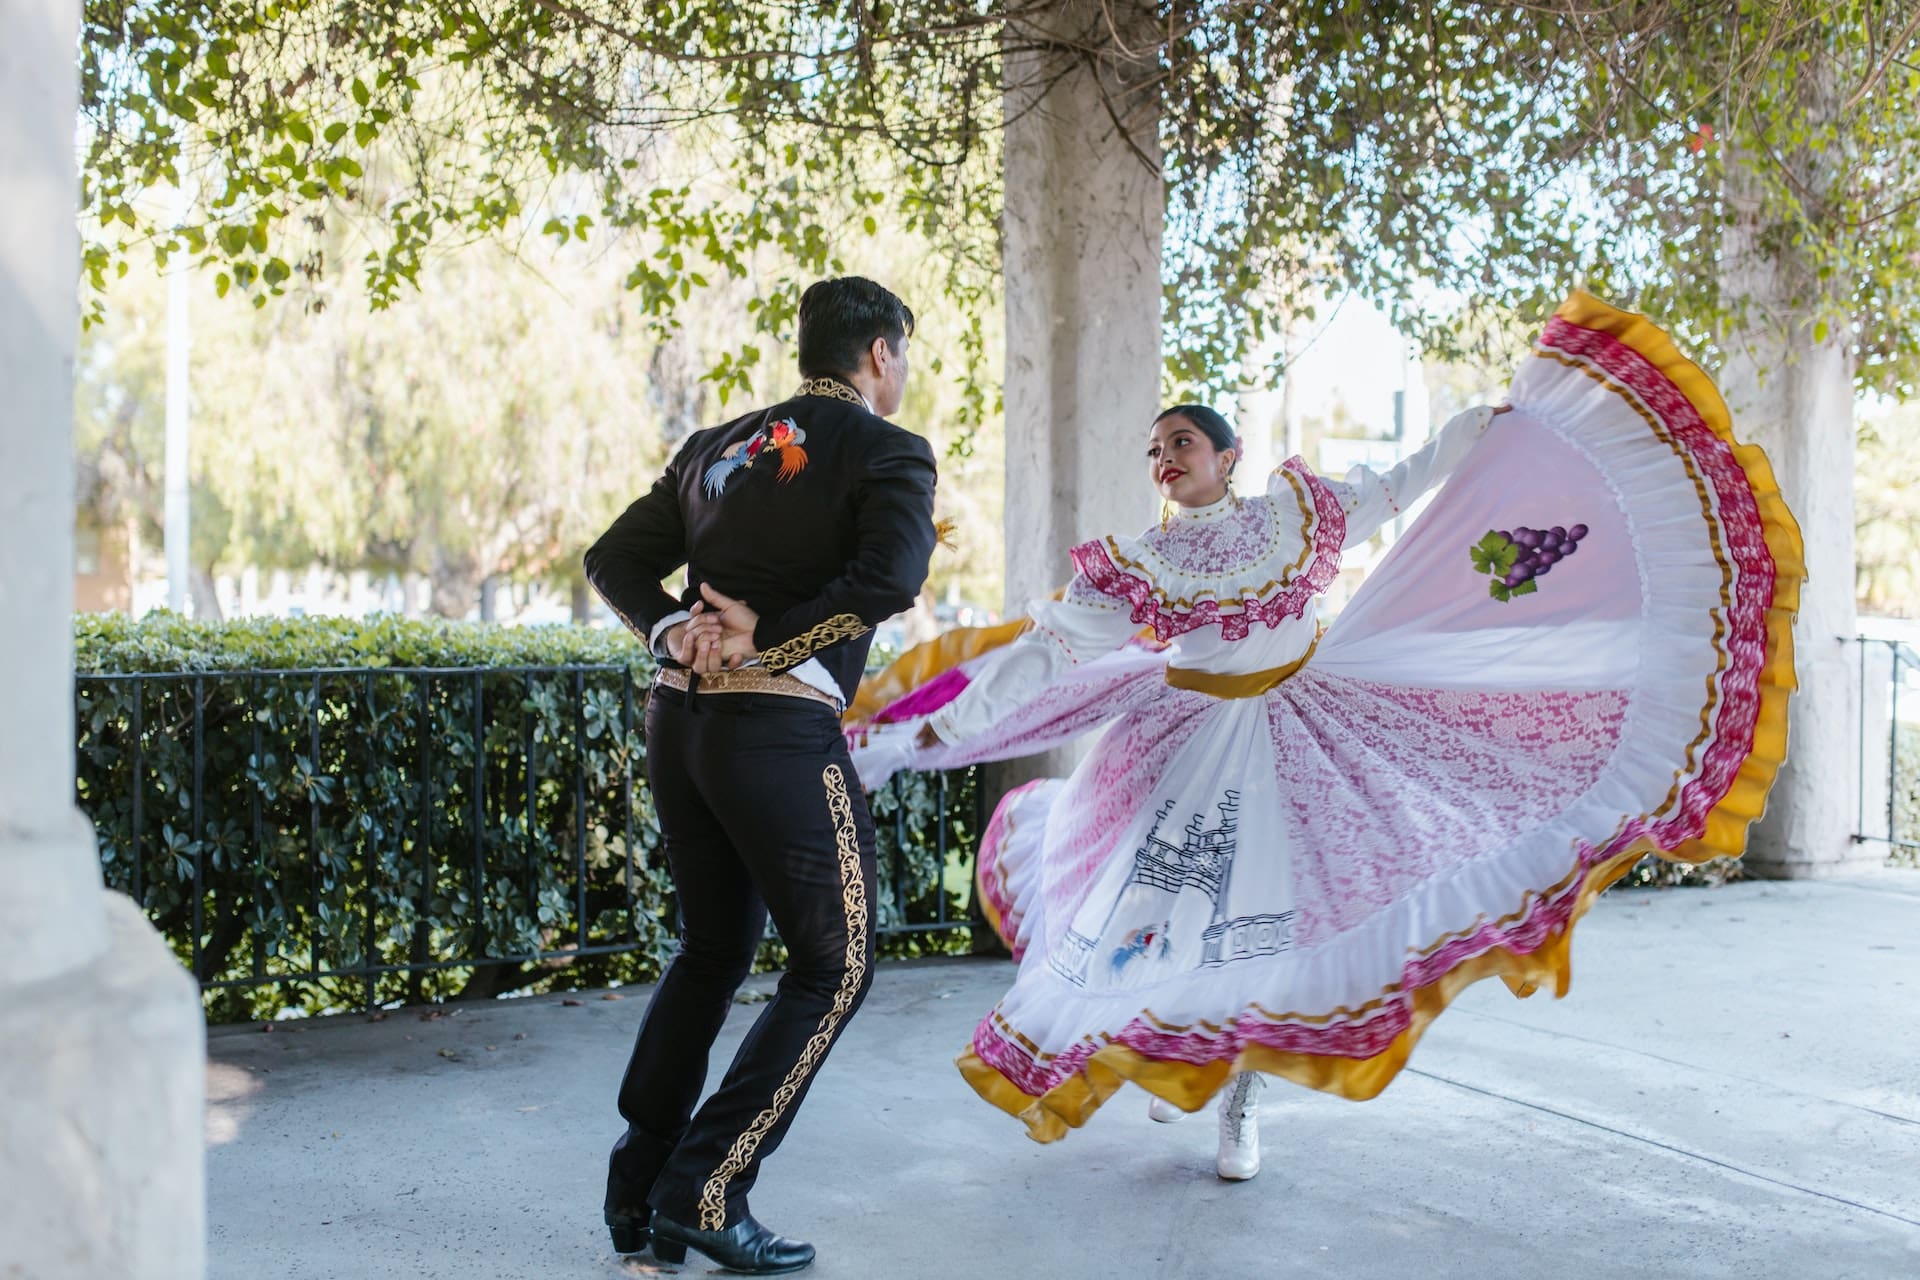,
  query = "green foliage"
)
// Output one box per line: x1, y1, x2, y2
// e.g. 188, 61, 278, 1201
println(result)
74, 613, 977, 1021
1537, 2, 1920, 397
75, 221, 1005, 619
868, 765, 983, 942
78, 1, 1001, 427
82, 4, 1920, 417
76, 611, 647, 673
1856, 402, 1920, 616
